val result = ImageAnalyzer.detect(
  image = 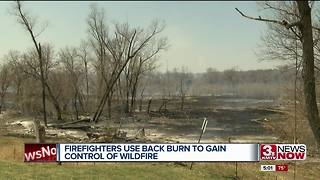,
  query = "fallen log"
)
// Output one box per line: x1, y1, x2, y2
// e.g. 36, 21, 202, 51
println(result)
57, 124, 92, 131
49, 118, 91, 127
48, 118, 92, 130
